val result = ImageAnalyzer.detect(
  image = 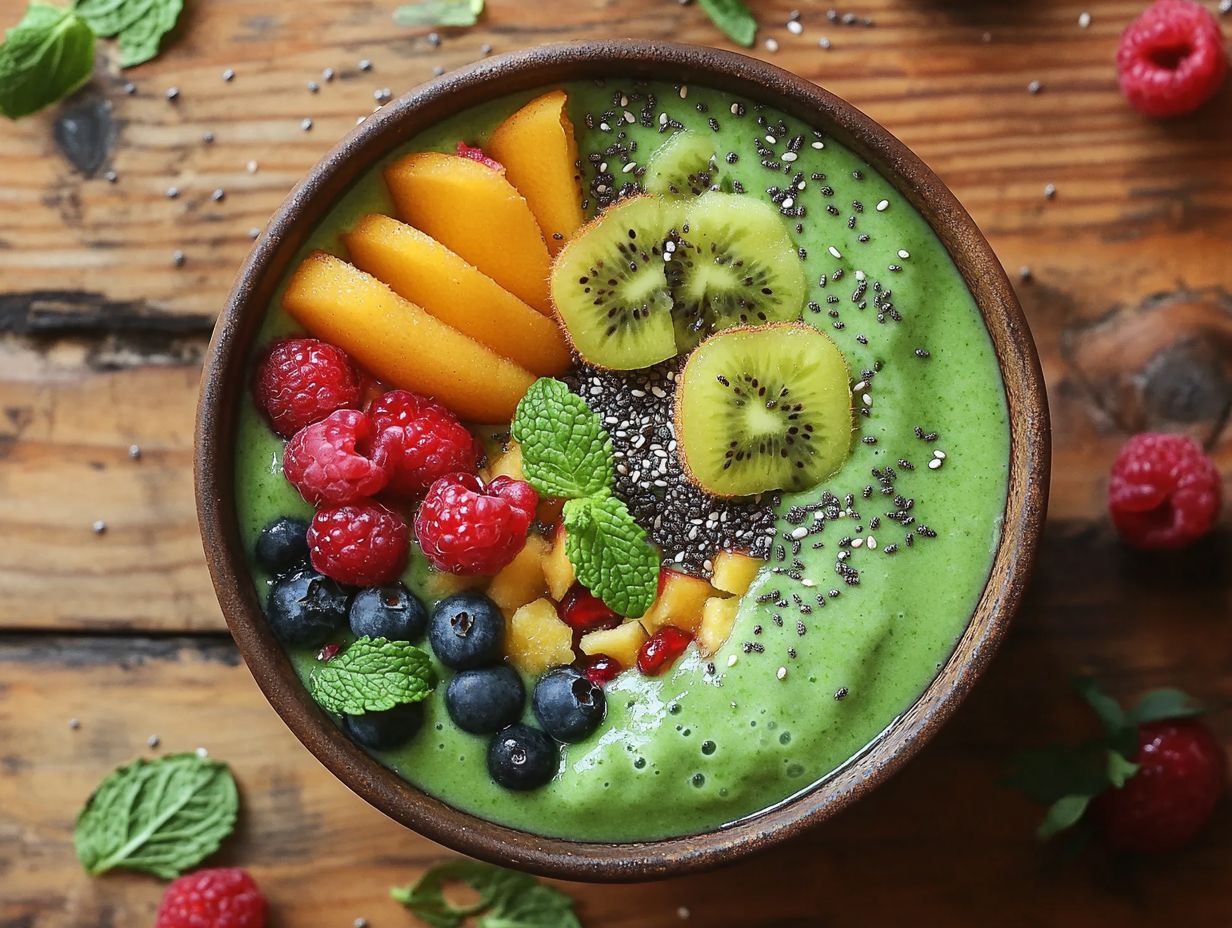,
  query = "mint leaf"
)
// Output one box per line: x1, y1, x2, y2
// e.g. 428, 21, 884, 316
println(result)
1127, 687, 1204, 725
74, 753, 238, 878
1106, 749, 1139, 788
1074, 677, 1127, 738
697, 0, 756, 47
393, 0, 483, 27
1003, 742, 1113, 804
512, 378, 613, 500
391, 861, 580, 928
0, 3, 95, 119
309, 637, 434, 715
1037, 794, 1091, 841
74, 0, 183, 67
563, 496, 659, 617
